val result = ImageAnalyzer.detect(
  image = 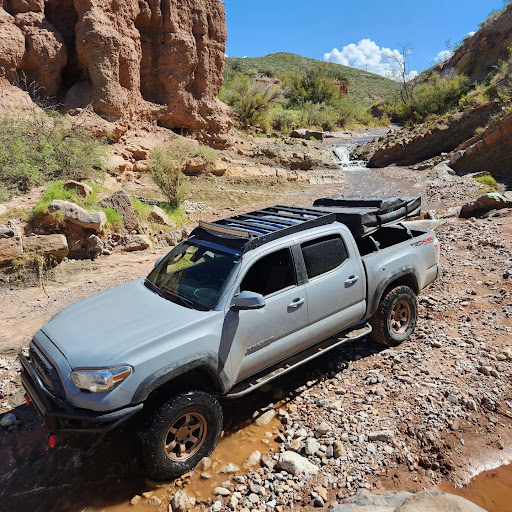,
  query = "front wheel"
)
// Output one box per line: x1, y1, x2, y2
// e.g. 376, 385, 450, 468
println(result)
139, 390, 223, 481
369, 285, 418, 346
